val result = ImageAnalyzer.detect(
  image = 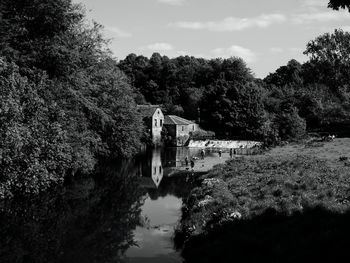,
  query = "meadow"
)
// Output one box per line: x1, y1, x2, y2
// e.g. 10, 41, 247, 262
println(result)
175, 138, 350, 262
